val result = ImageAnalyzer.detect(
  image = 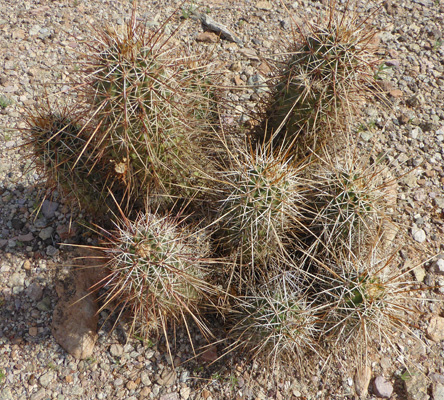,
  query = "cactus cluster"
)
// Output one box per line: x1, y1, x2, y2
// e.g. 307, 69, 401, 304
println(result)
22, 1, 428, 374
